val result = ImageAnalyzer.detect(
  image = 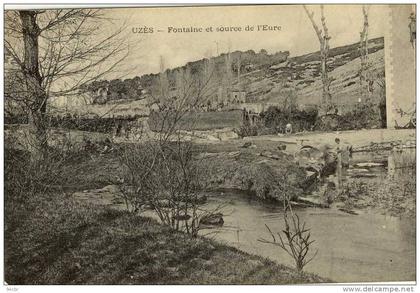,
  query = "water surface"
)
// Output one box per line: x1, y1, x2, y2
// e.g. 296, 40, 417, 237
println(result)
201, 192, 415, 282
201, 148, 416, 282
